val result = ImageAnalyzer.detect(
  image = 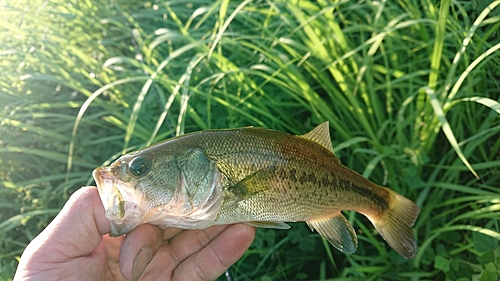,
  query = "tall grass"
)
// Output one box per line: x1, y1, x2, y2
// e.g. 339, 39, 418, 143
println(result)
1, 0, 499, 280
